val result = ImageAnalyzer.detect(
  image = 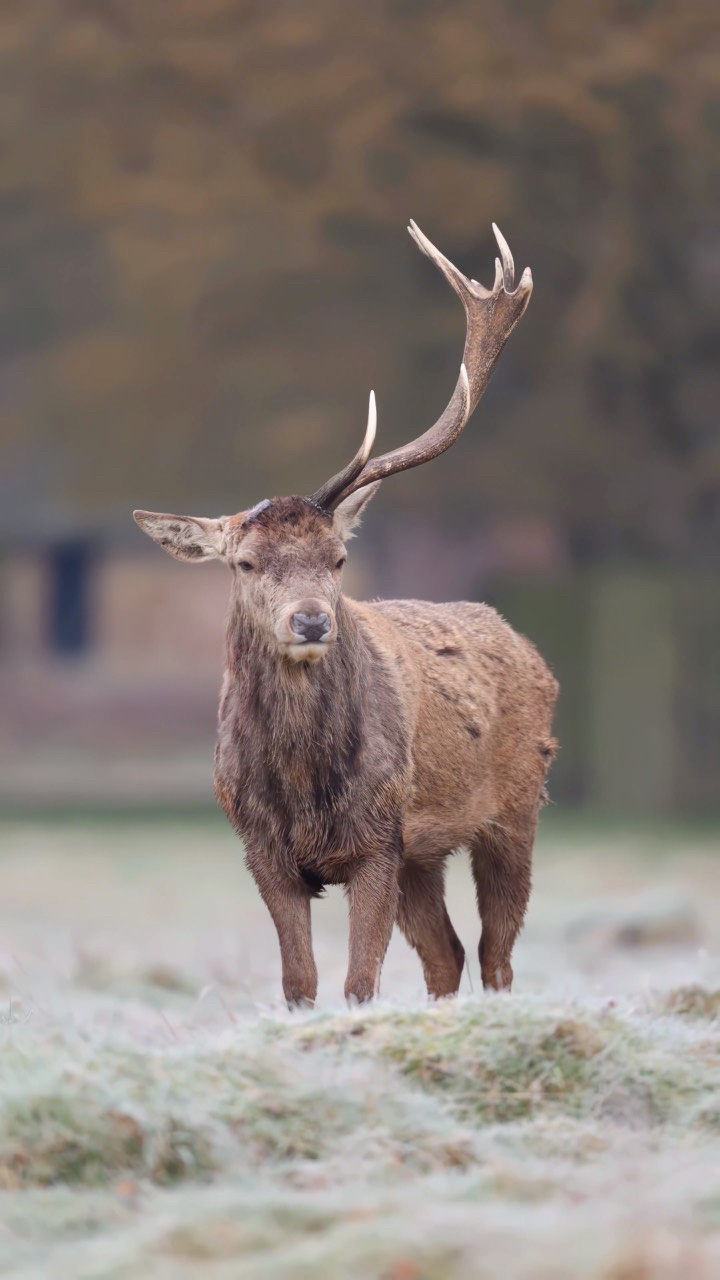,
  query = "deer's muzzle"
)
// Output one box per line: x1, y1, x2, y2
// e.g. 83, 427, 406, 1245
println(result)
276, 598, 336, 662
